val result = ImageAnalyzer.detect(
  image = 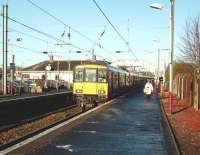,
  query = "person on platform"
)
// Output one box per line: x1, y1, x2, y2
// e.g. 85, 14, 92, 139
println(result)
143, 79, 154, 98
